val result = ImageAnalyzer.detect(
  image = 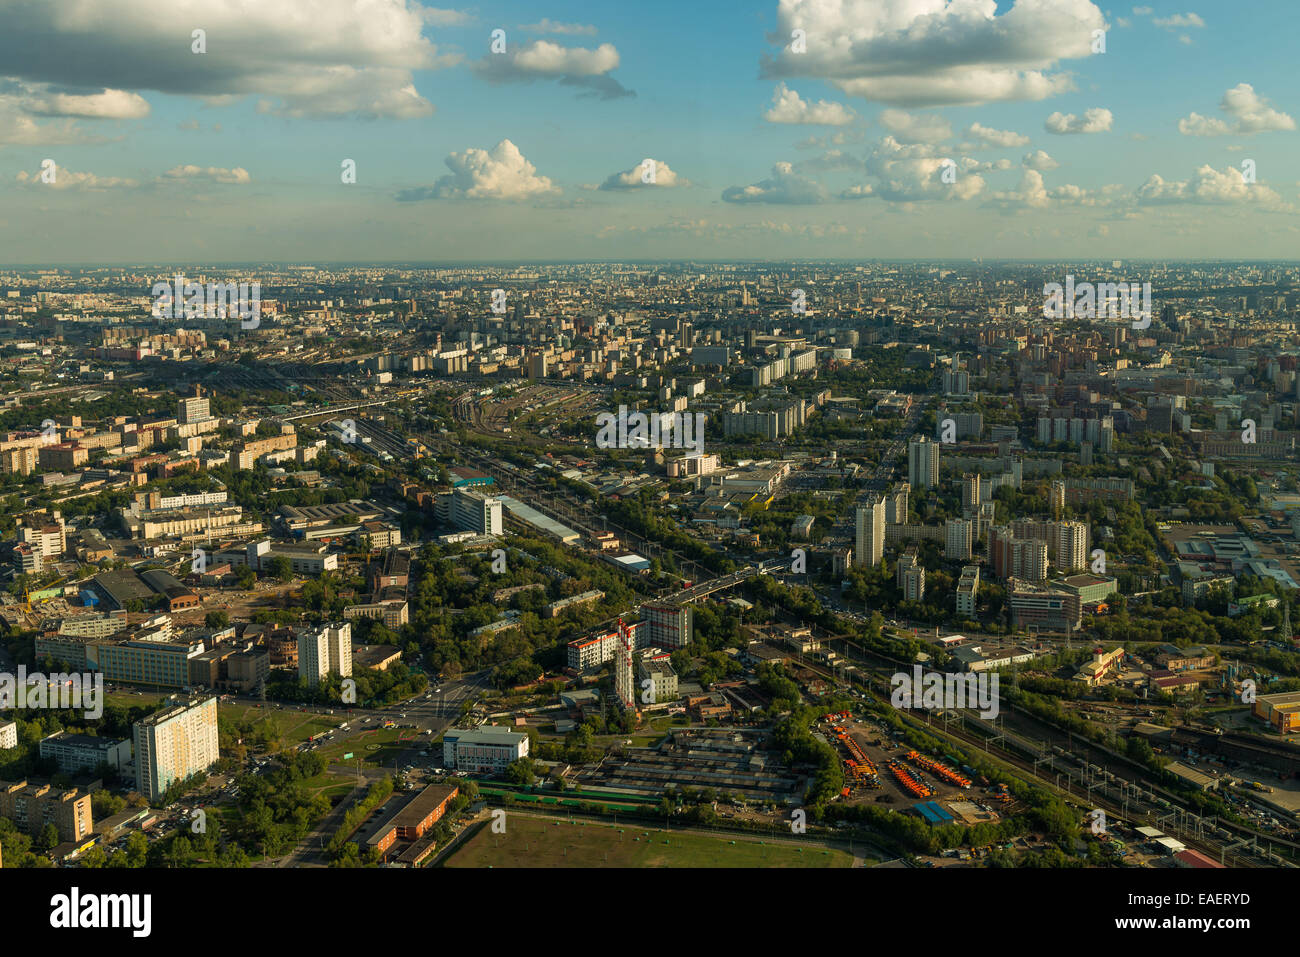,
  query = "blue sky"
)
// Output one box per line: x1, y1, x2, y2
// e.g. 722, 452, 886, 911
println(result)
1, 0, 1299, 263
